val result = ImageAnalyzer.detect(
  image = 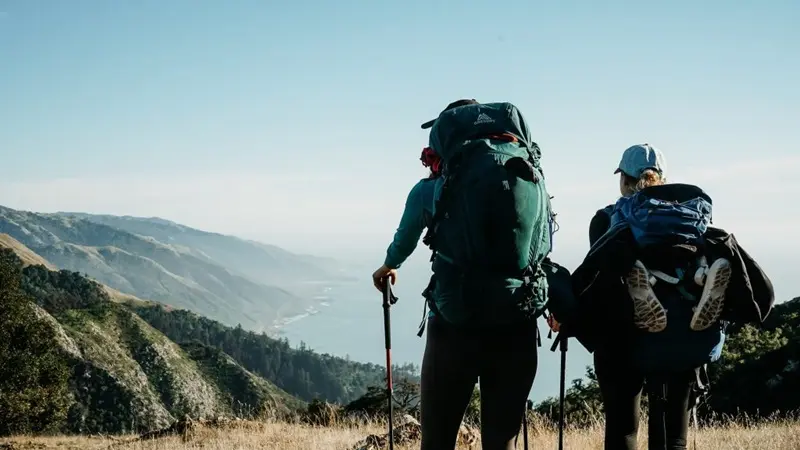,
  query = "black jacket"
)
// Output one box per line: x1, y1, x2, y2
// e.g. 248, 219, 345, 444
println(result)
570, 187, 775, 353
